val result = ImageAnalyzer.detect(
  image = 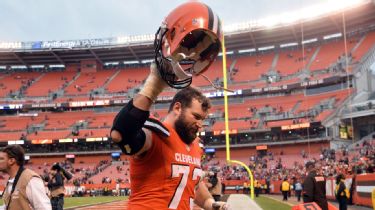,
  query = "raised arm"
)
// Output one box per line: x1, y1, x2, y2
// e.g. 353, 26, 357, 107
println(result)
110, 63, 167, 156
